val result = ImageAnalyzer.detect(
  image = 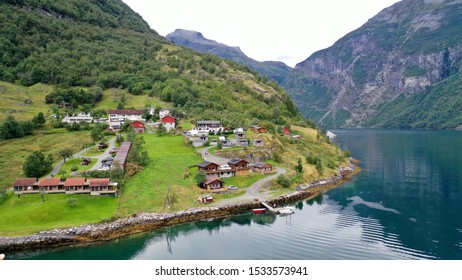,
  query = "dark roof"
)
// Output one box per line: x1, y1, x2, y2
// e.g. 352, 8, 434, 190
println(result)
38, 178, 62, 187
254, 162, 272, 168
13, 178, 37, 187
64, 178, 86, 187
89, 178, 110, 187
205, 177, 223, 185
228, 158, 248, 165
197, 161, 218, 168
